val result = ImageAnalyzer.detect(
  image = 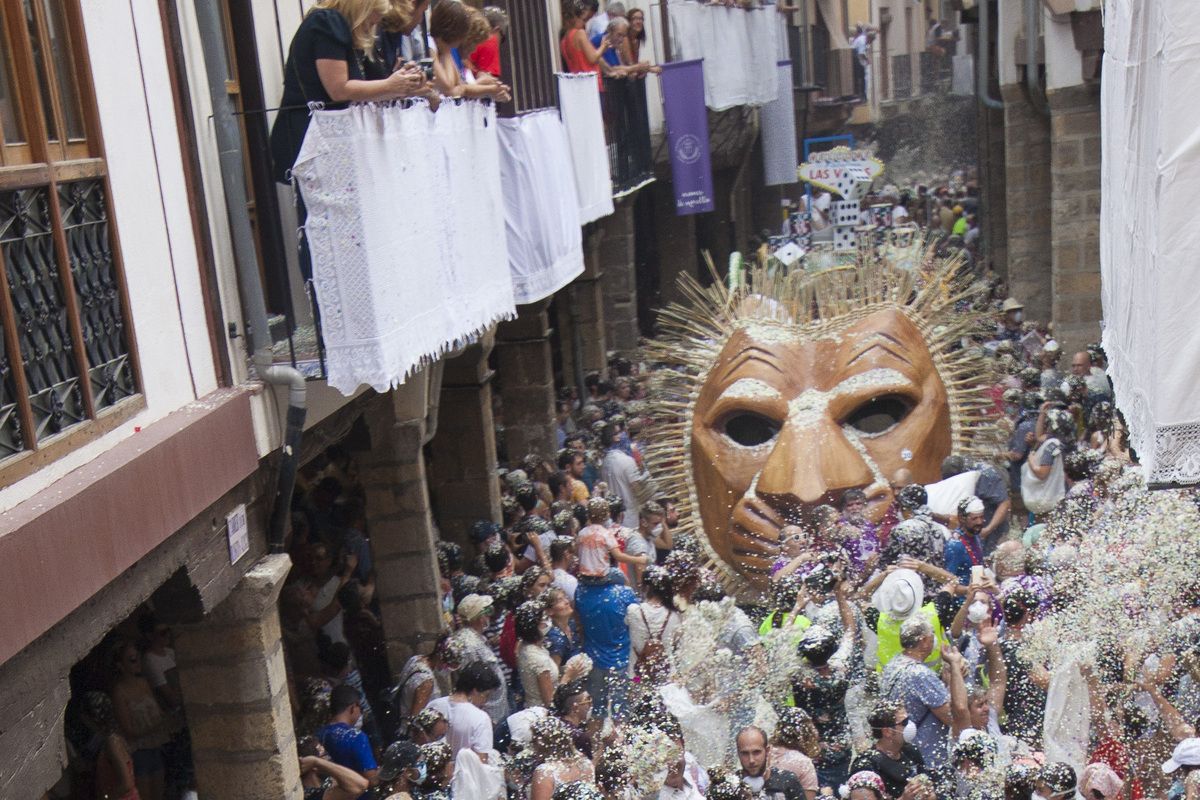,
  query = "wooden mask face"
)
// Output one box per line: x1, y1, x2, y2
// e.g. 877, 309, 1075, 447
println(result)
690, 308, 951, 588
